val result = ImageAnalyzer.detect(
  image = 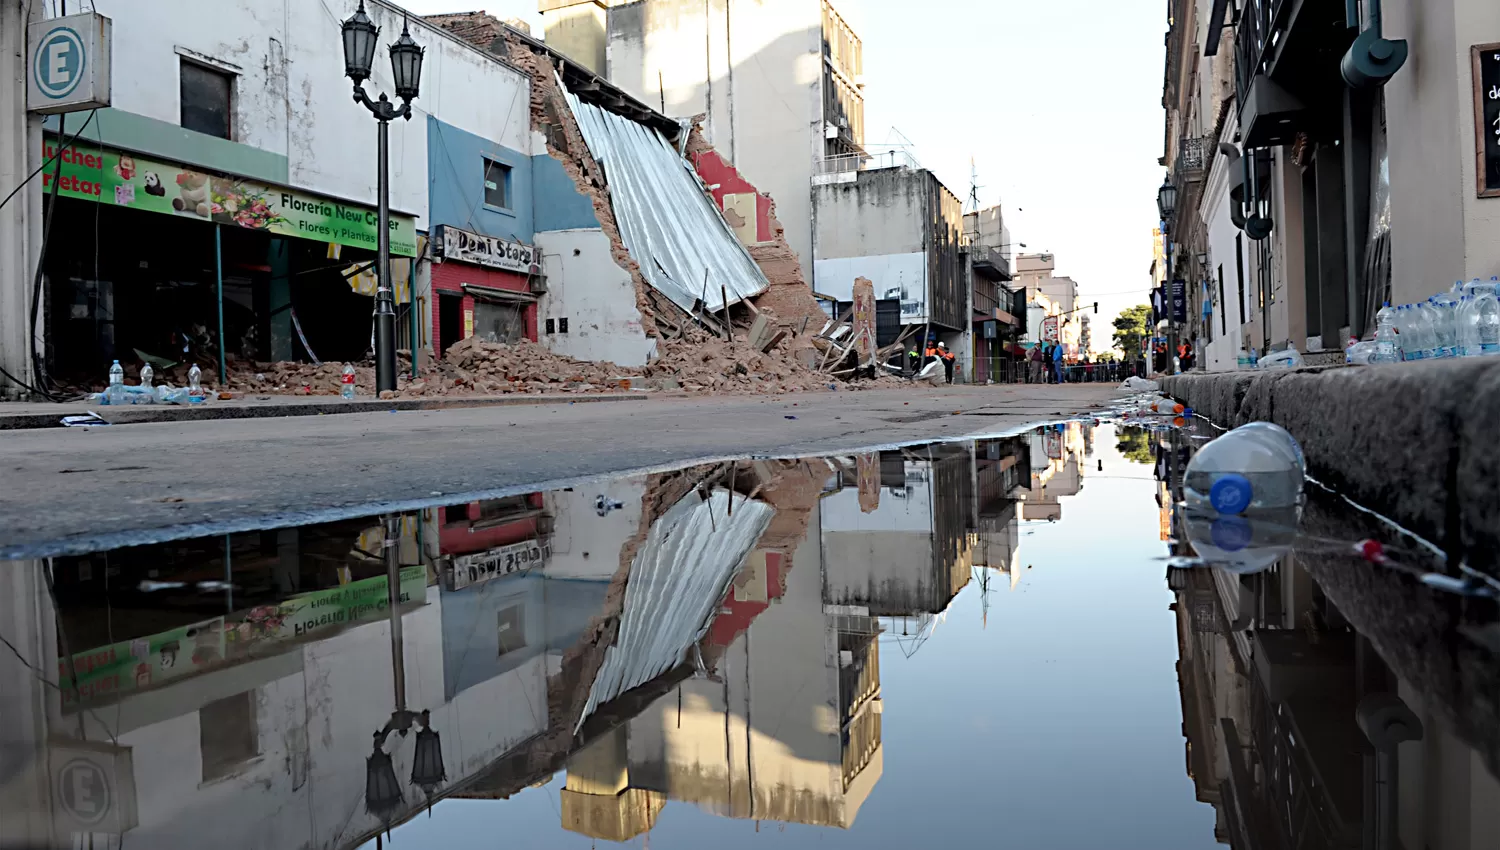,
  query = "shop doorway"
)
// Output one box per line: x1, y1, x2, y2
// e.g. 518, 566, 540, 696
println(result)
439, 292, 463, 355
